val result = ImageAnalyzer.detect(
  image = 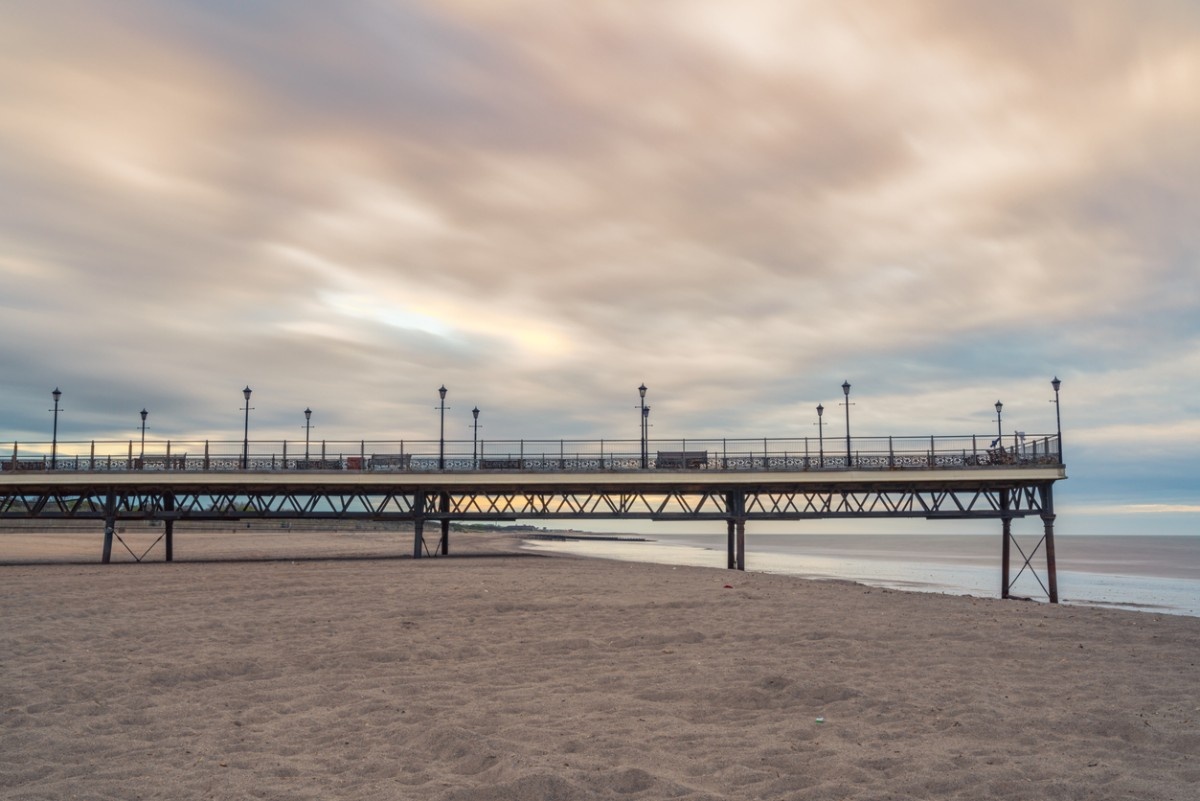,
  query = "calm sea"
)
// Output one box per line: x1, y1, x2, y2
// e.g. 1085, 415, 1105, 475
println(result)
522, 533, 1200, 618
